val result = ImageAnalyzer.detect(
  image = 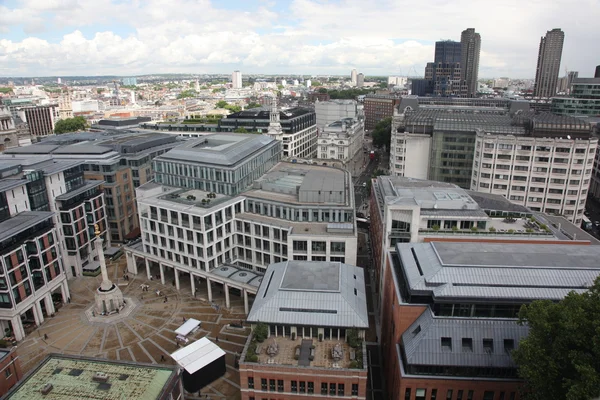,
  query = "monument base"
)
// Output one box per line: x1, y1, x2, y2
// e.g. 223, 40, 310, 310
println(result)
83, 296, 139, 324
